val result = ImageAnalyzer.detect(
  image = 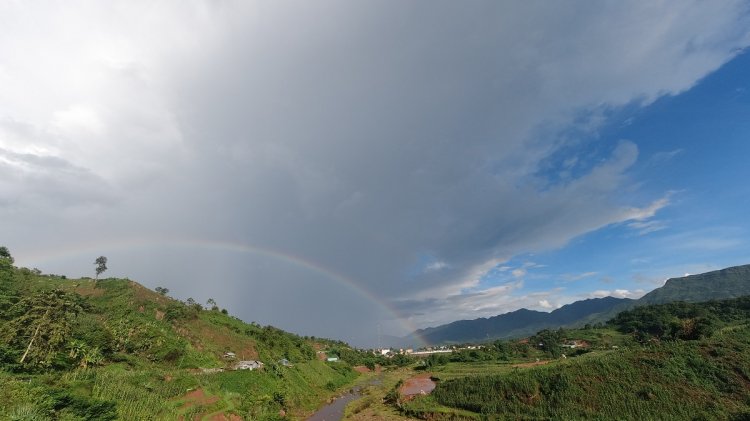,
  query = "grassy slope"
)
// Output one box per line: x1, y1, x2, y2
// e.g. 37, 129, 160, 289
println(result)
417, 334, 750, 420
0, 270, 359, 421
401, 298, 750, 421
